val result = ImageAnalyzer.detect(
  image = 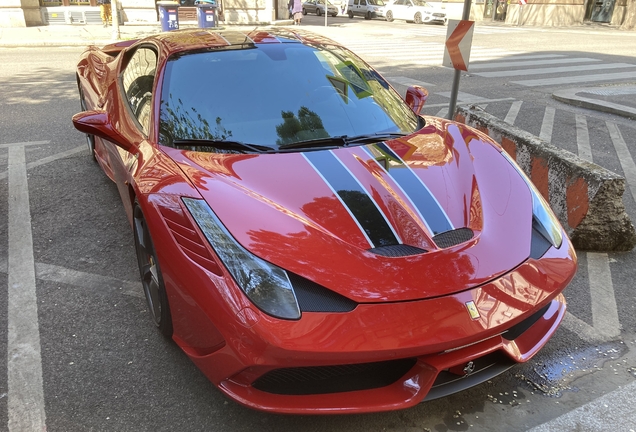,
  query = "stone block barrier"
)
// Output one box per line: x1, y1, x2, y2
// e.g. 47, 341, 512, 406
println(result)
455, 106, 636, 252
